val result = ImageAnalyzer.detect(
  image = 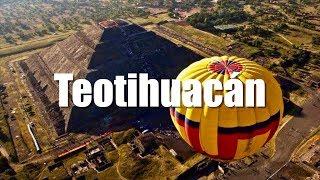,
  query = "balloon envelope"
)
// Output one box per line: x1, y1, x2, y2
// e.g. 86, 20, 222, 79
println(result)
170, 56, 283, 160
